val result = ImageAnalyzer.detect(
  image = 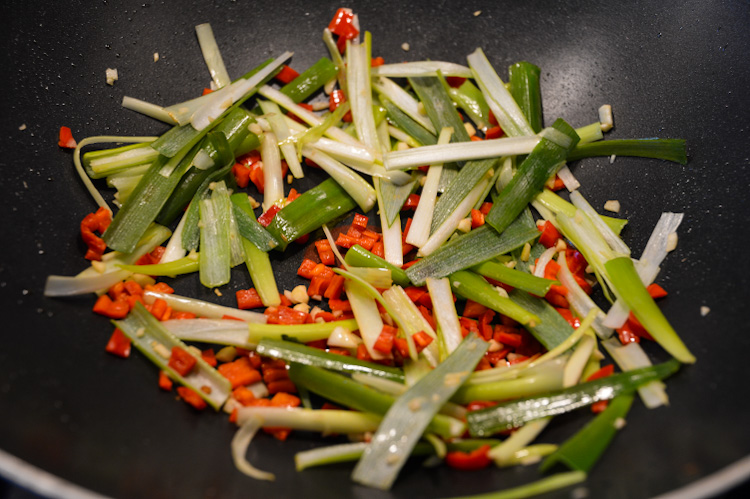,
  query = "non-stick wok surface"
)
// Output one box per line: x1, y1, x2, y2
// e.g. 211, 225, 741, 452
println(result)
1, 0, 749, 497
